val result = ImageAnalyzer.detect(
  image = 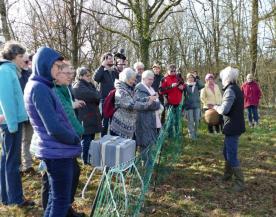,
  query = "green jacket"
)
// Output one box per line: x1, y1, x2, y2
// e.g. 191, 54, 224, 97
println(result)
54, 85, 84, 136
